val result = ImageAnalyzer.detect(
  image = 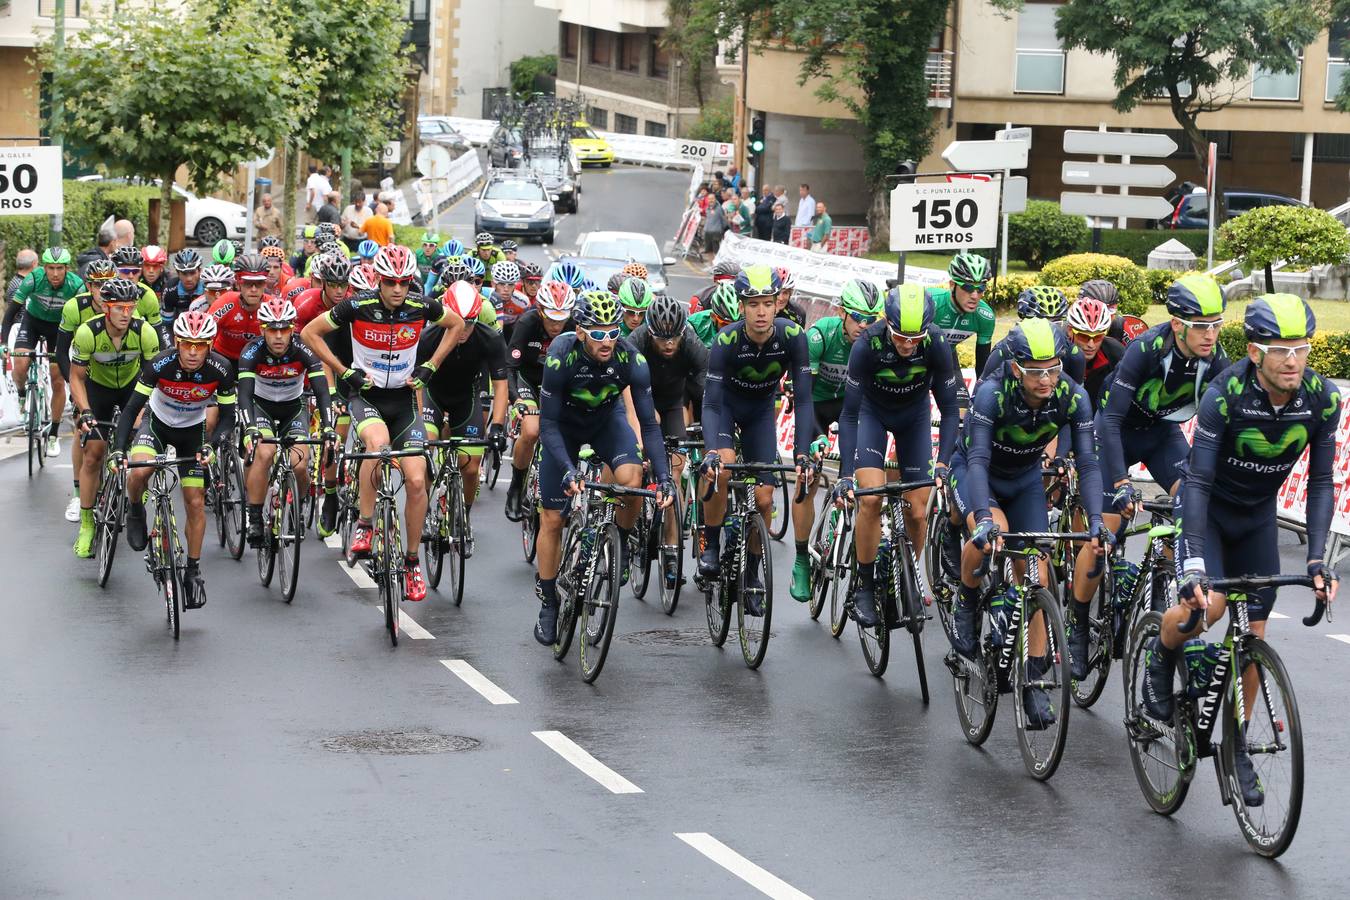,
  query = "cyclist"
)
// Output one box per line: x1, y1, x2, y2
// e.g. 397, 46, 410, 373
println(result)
108, 246, 165, 325
423, 238, 467, 297
503, 280, 576, 521
930, 251, 996, 373
1065, 296, 1123, 408
13, 247, 84, 459
627, 293, 709, 588
831, 284, 961, 625
1144, 295, 1338, 806
1068, 273, 1231, 677
208, 253, 271, 364
531, 290, 672, 645
980, 286, 1085, 386
689, 260, 739, 314
773, 267, 806, 327
259, 244, 291, 294
473, 233, 505, 285
112, 310, 238, 610
211, 239, 237, 268
162, 249, 204, 330
698, 265, 815, 597
290, 226, 318, 275
500, 239, 519, 262
617, 276, 652, 338
687, 282, 740, 348
68, 279, 161, 557
193, 264, 234, 315
519, 261, 543, 308
301, 245, 466, 602
489, 260, 529, 336
545, 259, 586, 293
1079, 279, 1129, 344
294, 253, 351, 330
140, 245, 171, 300
415, 232, 442, 277
788, 278, 883, 602
419, 281, 510, 524
949, 319, 1109, 727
